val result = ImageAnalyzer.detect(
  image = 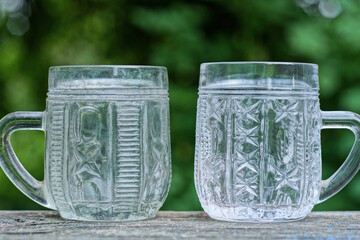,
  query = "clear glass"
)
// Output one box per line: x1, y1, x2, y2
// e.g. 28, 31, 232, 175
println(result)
194, 62, 360, 222
0, 65, 171, 221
